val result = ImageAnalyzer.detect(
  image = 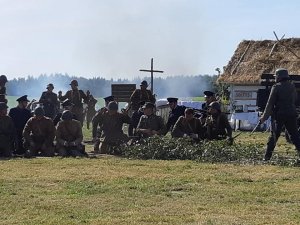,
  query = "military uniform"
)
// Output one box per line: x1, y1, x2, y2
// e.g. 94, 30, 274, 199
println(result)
39, 91, 59, 119
261, 68, 300, 160
56, 118, 85, 157
136, 114, 166, 138
171, 116, 204, 139
166, 104, 186, 132
23, 116, 55, 157
0, 114, 15, 157
130, 81, 155, 111
0, 75, 8, 104
205, 113, 232, 140
92, 111, 130, 154
85, 94, 97, 129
